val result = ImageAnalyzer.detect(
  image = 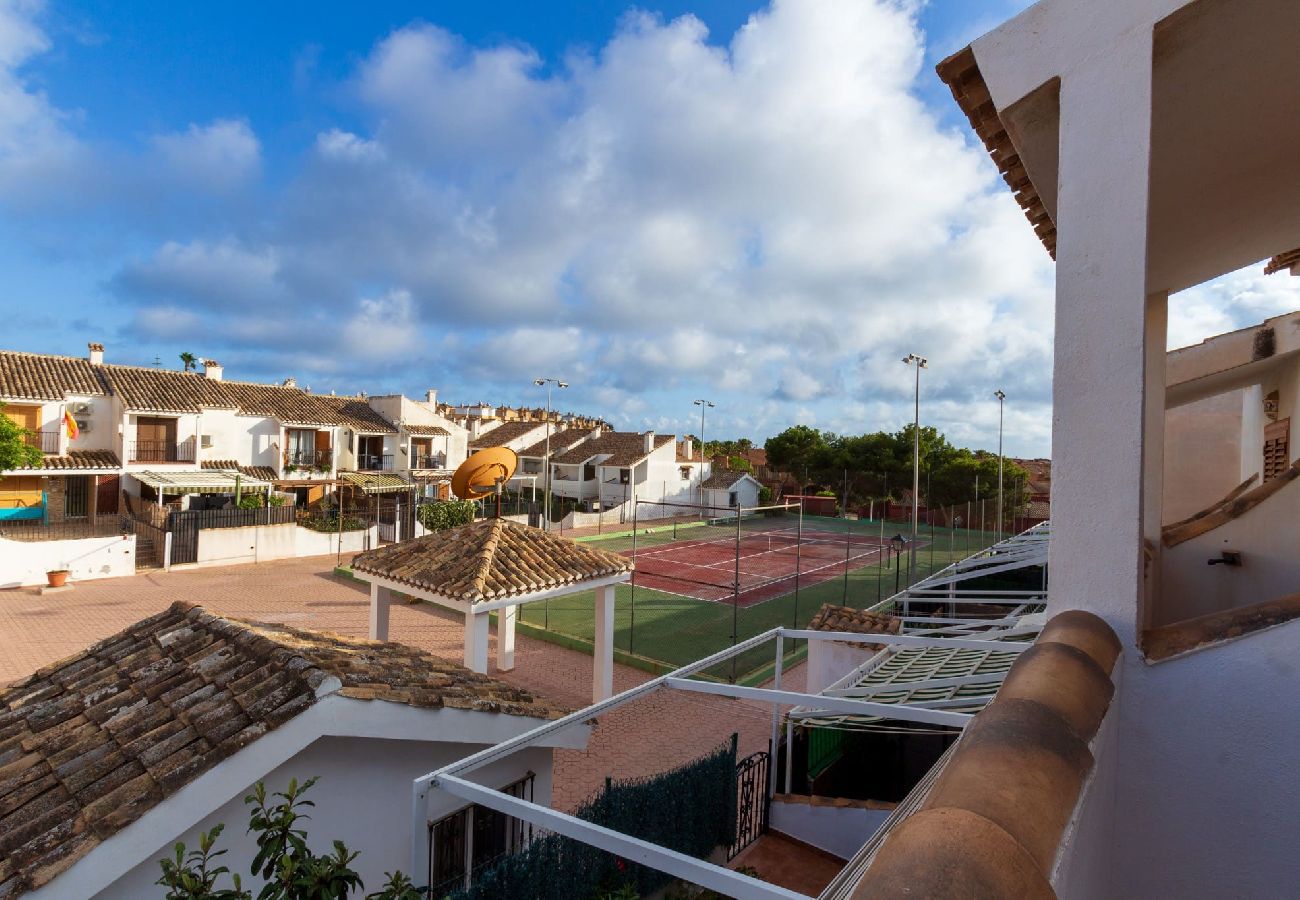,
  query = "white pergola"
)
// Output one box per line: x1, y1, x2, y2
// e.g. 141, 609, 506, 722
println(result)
352, 518, 633, 703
